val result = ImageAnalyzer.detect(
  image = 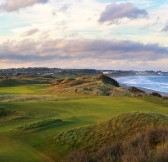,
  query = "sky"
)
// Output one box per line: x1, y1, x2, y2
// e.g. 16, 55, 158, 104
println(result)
0, 0, 168, 70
